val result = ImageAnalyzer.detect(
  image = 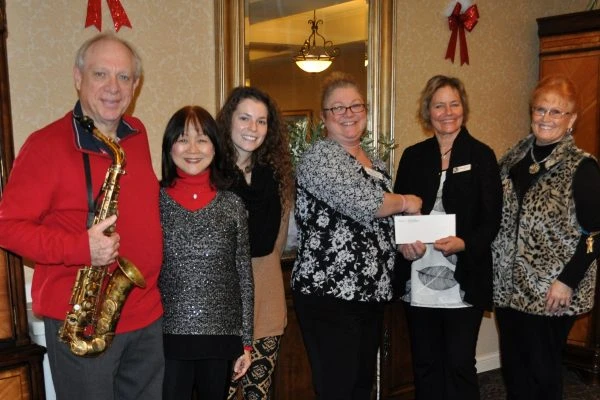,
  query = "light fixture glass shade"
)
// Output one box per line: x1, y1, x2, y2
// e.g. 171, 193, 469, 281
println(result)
295, 59, 332, 73
293, 10, 340, 74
